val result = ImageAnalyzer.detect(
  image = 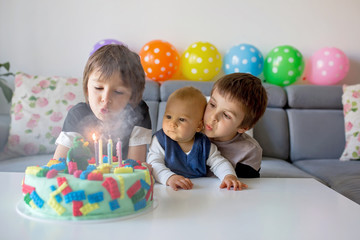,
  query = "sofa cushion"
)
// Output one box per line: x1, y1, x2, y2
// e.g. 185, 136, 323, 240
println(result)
340, 83, 360, 160
143, 80, 160, 134
254, 108, 289, 160
287, 109, 345, 161
294, 159, 360, 204
260, 157, 312, 178
293, 159, 360, 186
286, 85, 343, 109
143, 80, 160, 101
0, 73, 84, 159
263, 83, 287, 108
330, 175, 360, 204
145, 101, 159, 134
156, 102, 167, 131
